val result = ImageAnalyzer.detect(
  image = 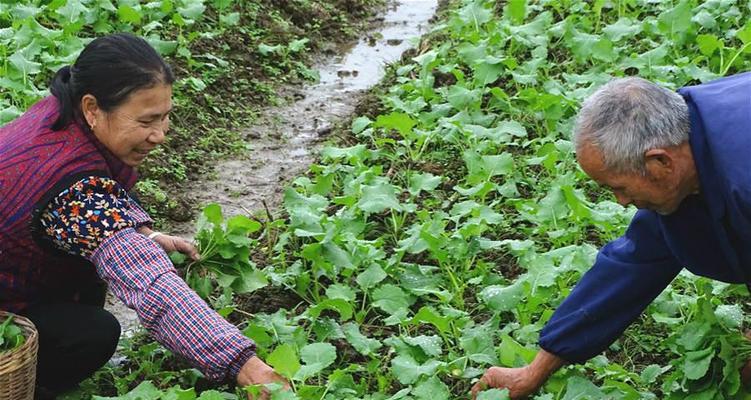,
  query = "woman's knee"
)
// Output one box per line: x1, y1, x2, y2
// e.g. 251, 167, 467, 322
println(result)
88, 307, 121, 358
